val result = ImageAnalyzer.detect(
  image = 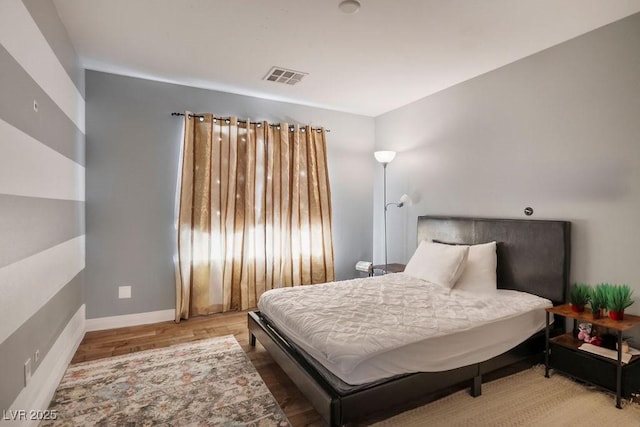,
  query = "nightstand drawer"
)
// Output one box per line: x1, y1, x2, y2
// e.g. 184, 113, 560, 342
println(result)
550, 343, 616, 392
550, 342, 640, 397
